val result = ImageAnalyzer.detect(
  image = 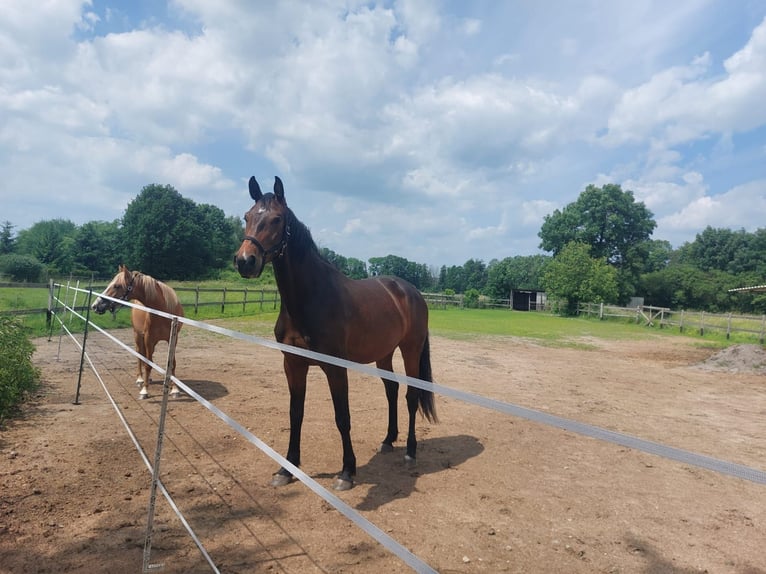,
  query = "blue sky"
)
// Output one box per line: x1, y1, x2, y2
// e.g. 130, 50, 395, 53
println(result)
1, 1, 765, 268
